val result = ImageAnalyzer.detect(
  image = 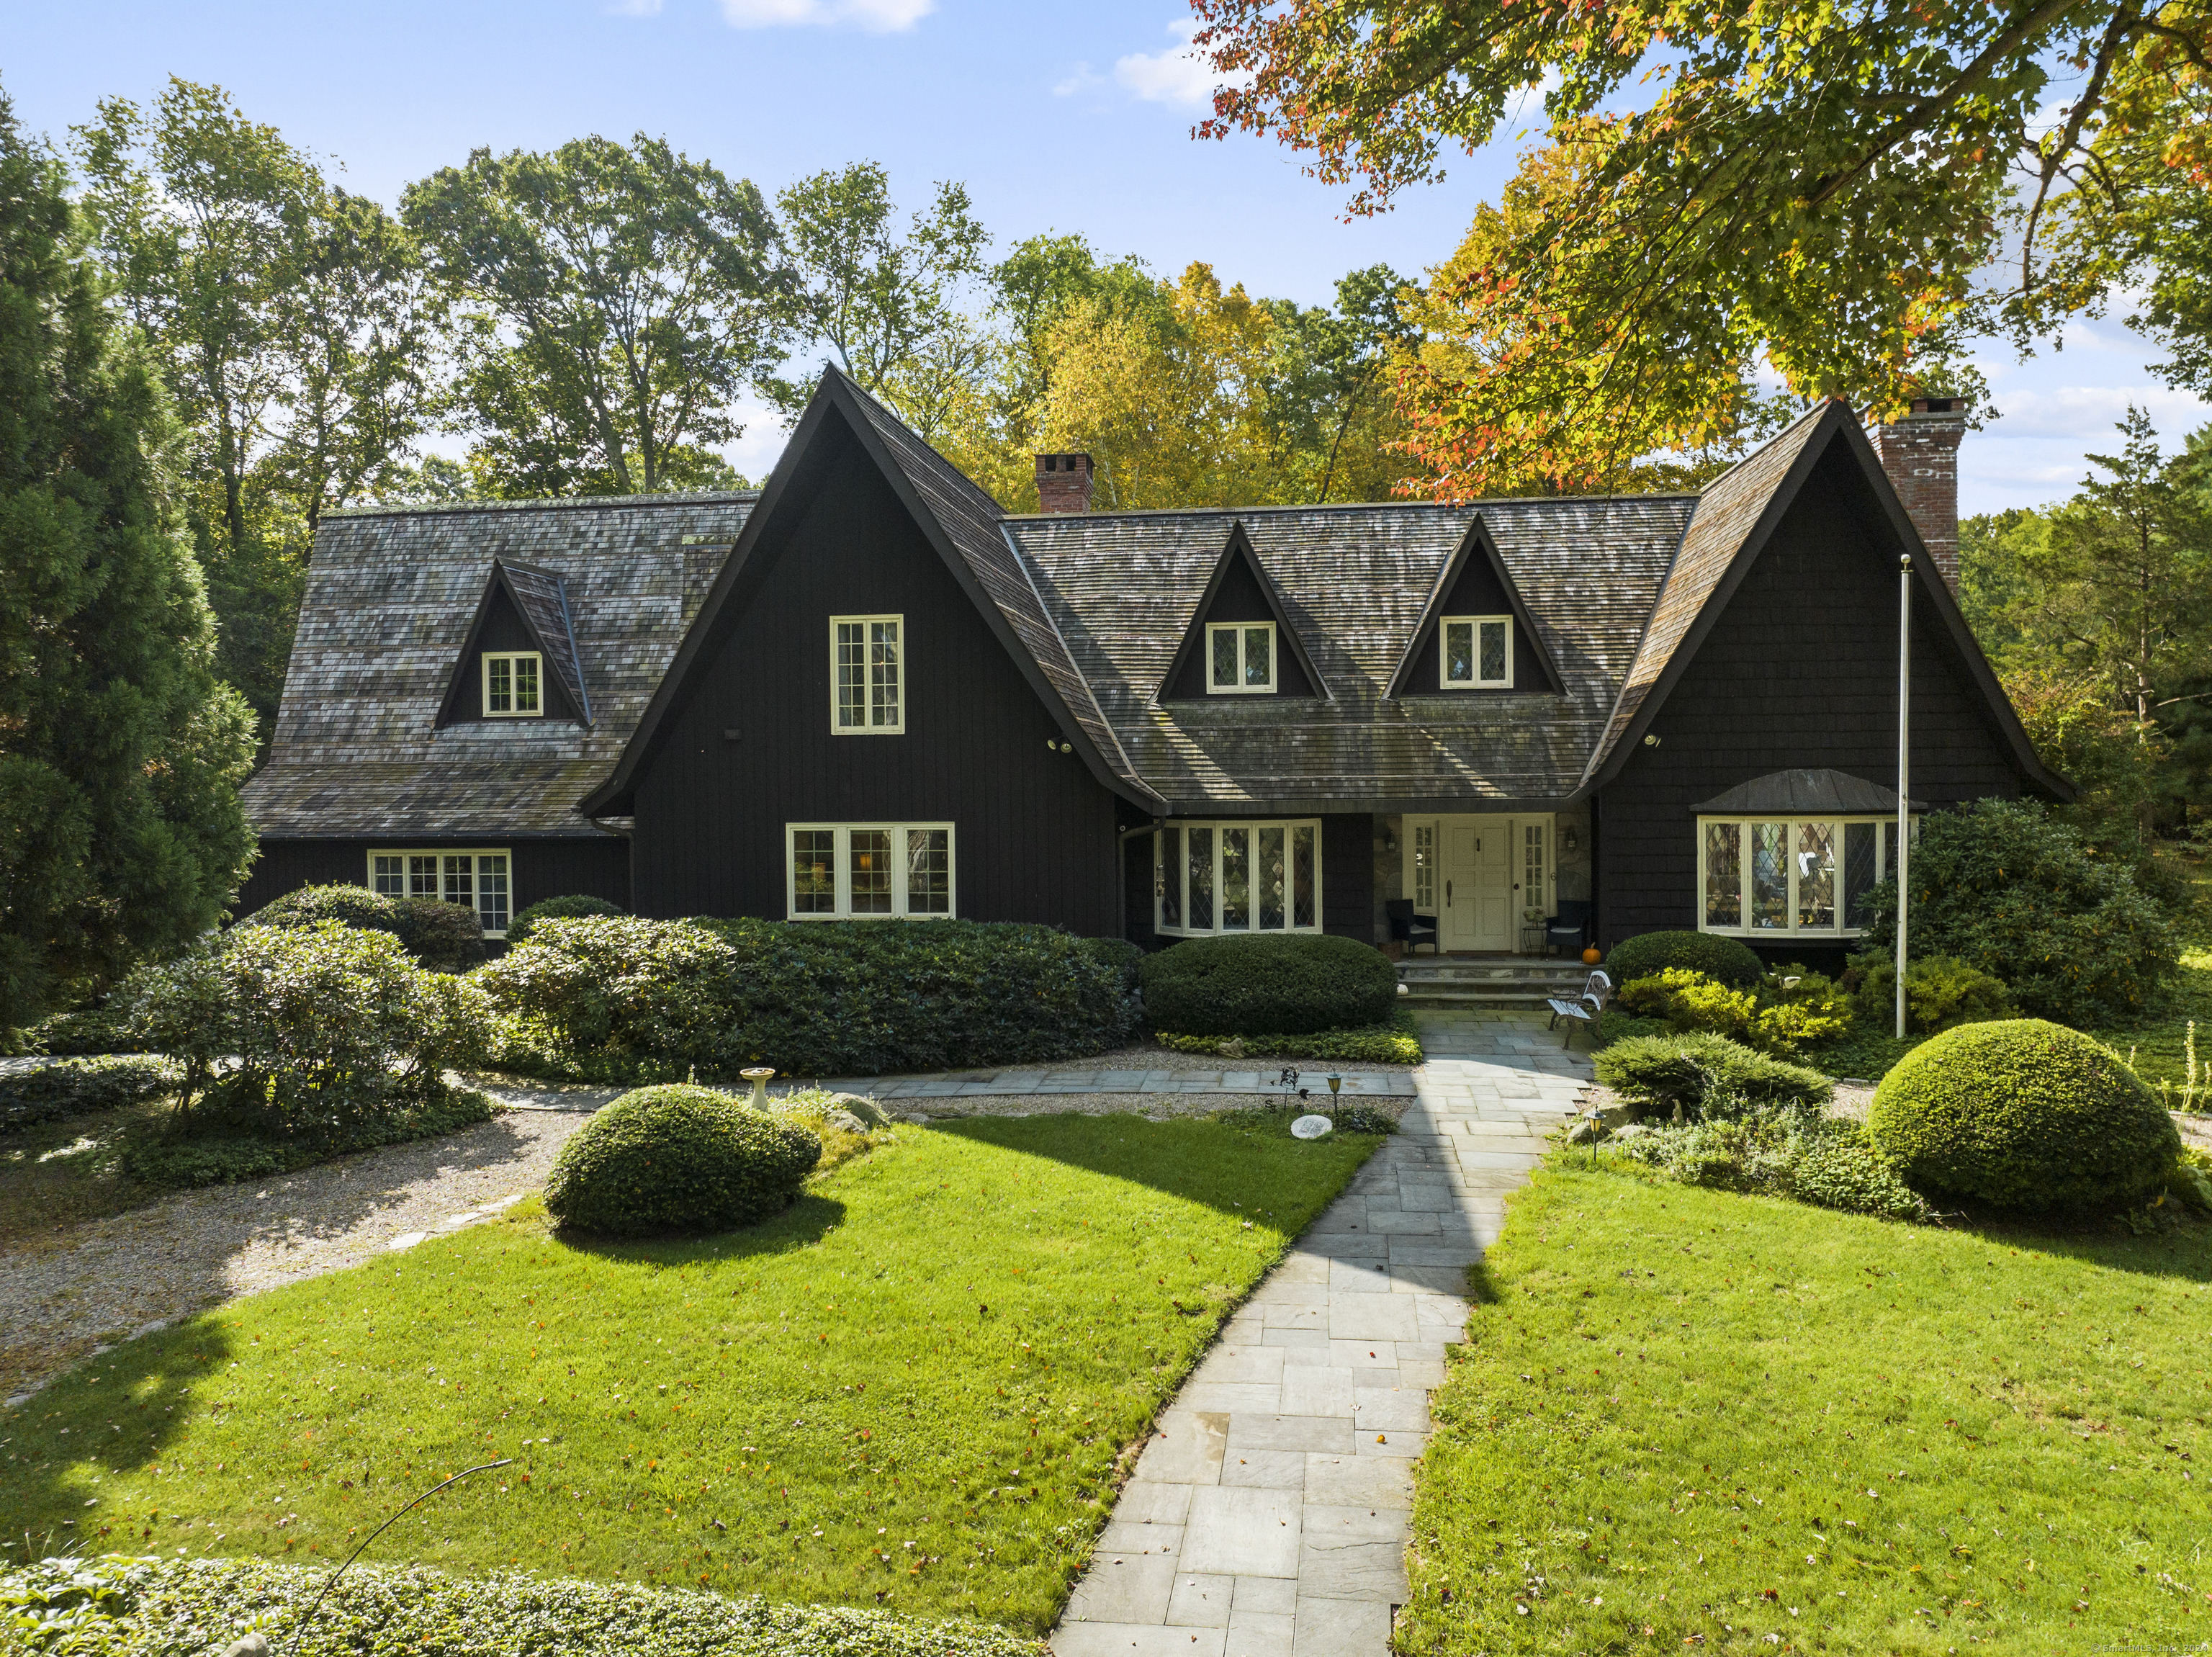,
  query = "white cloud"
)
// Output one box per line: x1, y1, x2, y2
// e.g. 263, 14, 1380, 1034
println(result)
1054, 63, 1105, 98
719, 0, 932, 30
608, 0, 662, 14
1115, 18, 1244, 107
1977, 382, 2207, 440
